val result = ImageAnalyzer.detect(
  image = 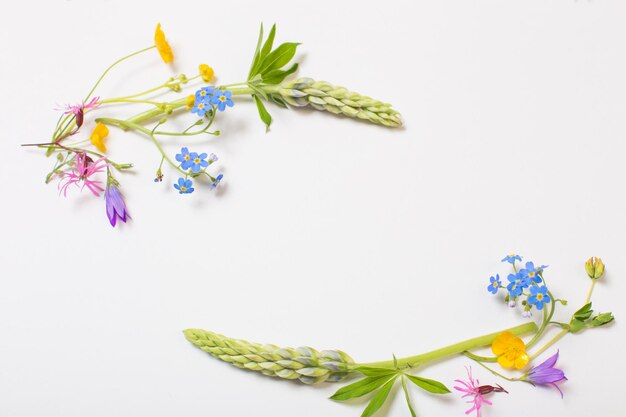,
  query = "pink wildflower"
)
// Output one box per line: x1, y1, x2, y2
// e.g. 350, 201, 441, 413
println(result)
58, 97, 100, 127
454, 367, 507, 417
58, 152, 109, 197
61, 96, 100, 115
